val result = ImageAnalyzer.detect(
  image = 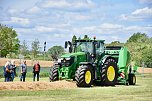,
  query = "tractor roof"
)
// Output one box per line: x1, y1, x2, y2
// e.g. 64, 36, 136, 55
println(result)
105, 46, 122, 50
75, 39, 105, 43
